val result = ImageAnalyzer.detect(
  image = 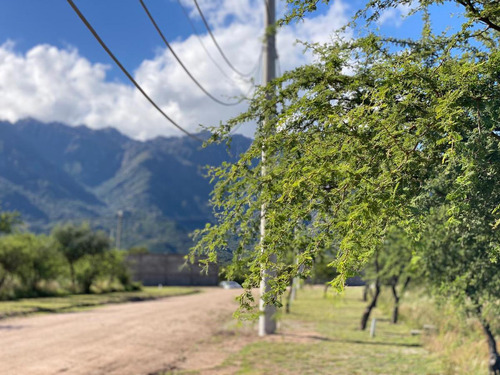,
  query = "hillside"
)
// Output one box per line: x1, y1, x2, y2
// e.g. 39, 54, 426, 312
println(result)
0, 119, 251, 253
